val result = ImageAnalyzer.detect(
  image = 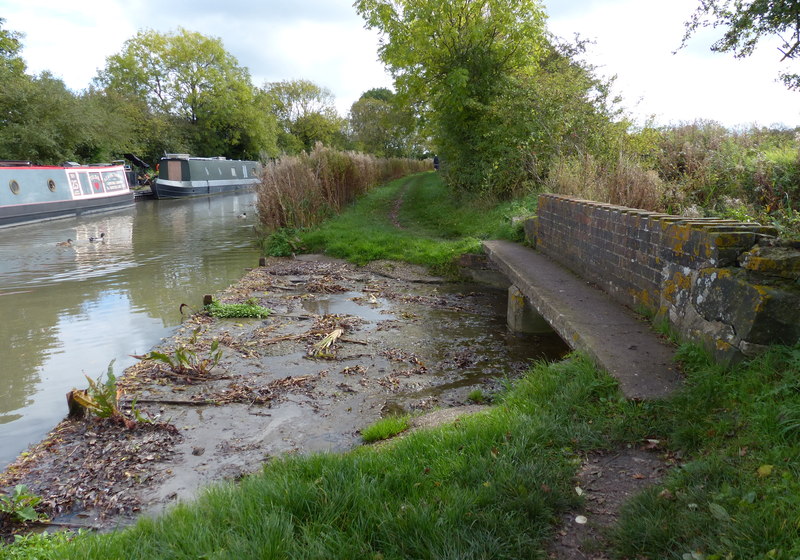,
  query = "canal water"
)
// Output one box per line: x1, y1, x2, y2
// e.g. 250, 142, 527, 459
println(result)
0, 193, 260, 469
